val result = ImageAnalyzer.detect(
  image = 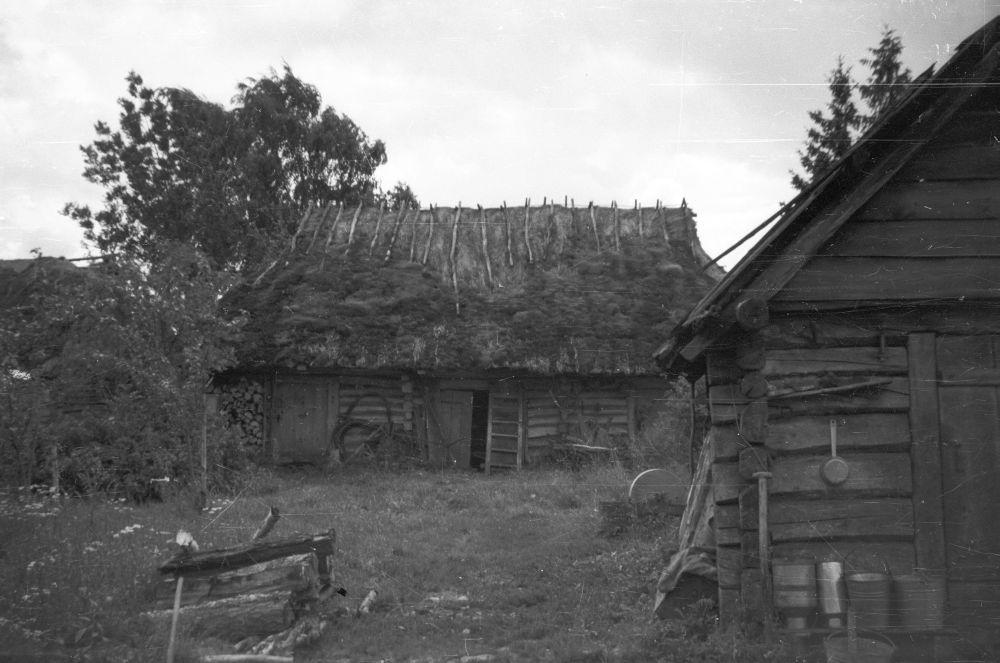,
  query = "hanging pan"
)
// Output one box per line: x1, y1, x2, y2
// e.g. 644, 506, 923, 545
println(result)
821, 418, 850, 485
